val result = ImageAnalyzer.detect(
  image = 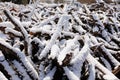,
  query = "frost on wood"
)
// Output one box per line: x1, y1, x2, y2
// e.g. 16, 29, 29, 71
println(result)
0, 1, 120, 80
0, 38, 39, 79
0, 71, 8, 80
